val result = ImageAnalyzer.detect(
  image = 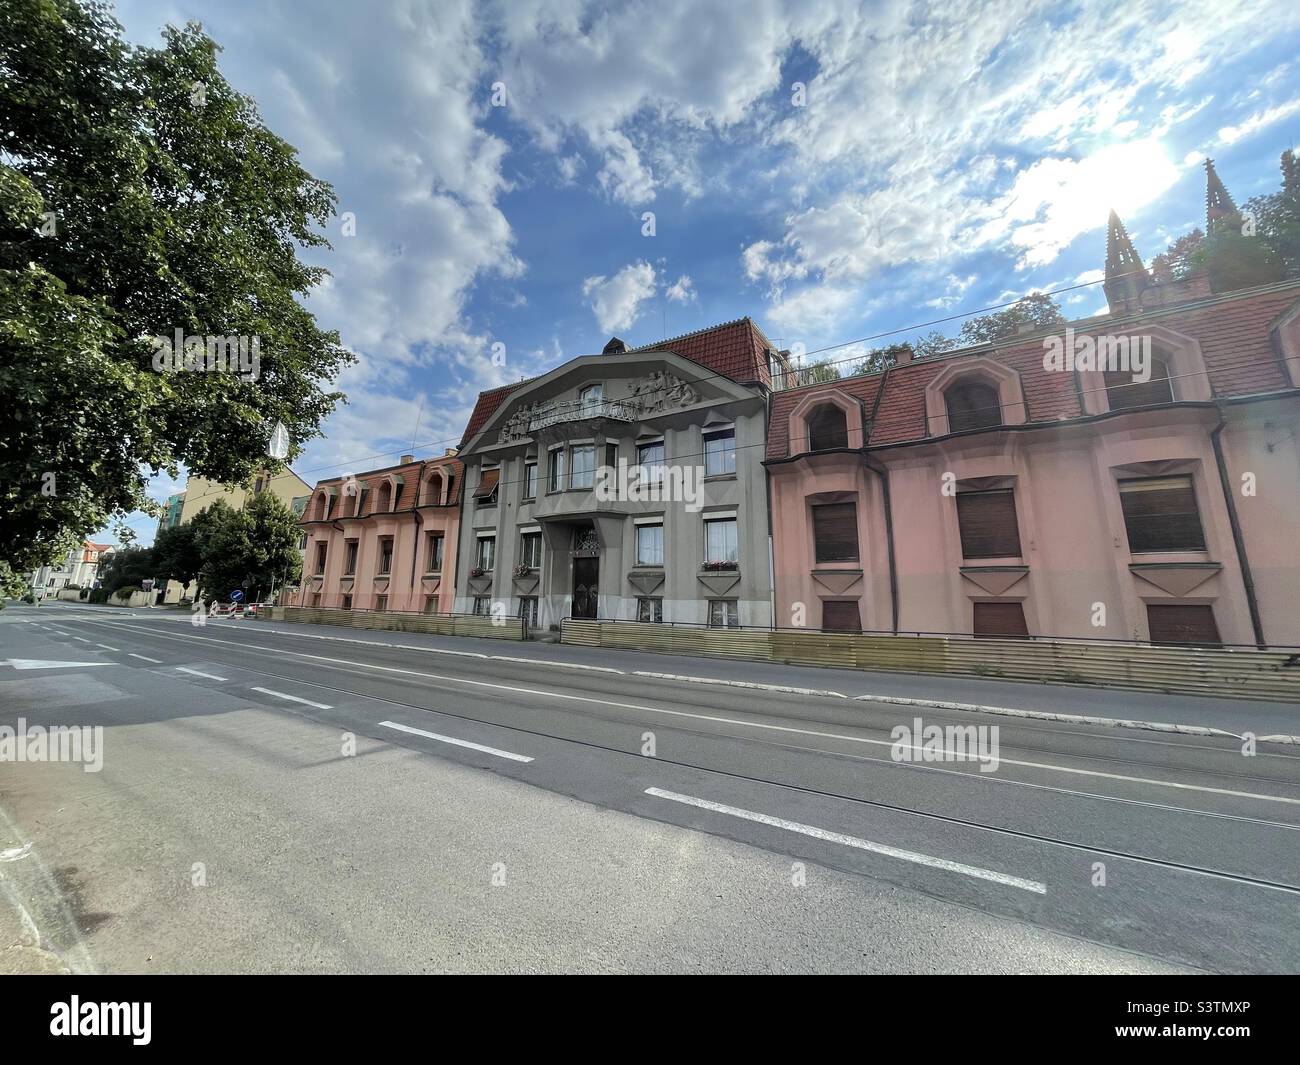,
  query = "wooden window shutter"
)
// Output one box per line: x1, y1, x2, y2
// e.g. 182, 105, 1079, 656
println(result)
1118, 476, 1206, 552
1146, 604, 1221, 646
956, 490, 1022, 558
973, 602, 1029, 638
812, 503, 860, 562
473, 467, 500, 499
821, 600, 862, 632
